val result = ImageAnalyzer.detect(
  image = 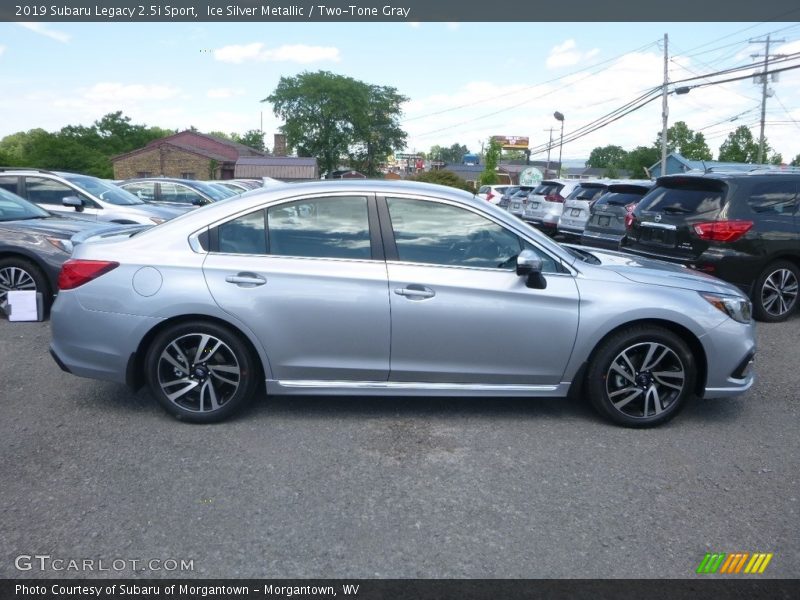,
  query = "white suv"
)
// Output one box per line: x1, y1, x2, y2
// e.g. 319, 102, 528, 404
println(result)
0, 168, 191, 225
522, 180, 581, 234
476, 184, 511, 205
